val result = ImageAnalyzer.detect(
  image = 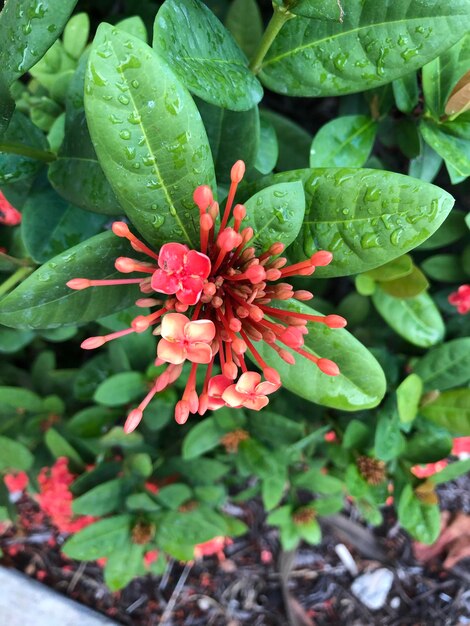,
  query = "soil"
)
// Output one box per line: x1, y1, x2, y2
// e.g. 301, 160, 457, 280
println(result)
1, 476, 470, 626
